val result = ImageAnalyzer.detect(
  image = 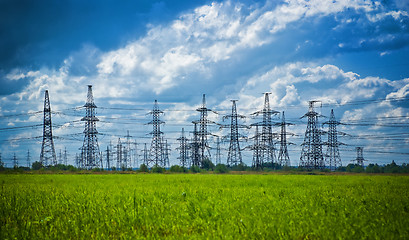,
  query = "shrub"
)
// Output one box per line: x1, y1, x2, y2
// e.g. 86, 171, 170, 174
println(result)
151, 165, 165, 173
32, 161, 44, 170
215, 164, 229, 173
170, 165, 185, 173
190, 165, 200, 173
139, 164, 148, 173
